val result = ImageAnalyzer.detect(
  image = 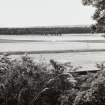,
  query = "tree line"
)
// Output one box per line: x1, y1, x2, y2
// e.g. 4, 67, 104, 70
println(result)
0, 26, 91, 35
